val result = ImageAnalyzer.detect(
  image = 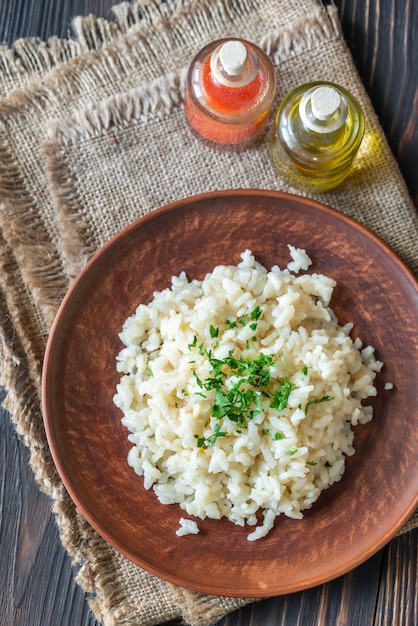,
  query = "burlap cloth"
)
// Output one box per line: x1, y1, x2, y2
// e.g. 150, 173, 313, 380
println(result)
0, 1, 417, 624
